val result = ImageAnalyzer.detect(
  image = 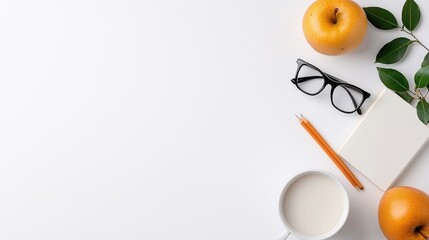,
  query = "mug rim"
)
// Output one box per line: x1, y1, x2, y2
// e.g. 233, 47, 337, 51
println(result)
278, 169, 350, 240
